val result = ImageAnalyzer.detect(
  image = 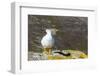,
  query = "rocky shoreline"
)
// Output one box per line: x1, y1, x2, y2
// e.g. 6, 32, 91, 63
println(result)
28, 50, 87, 61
